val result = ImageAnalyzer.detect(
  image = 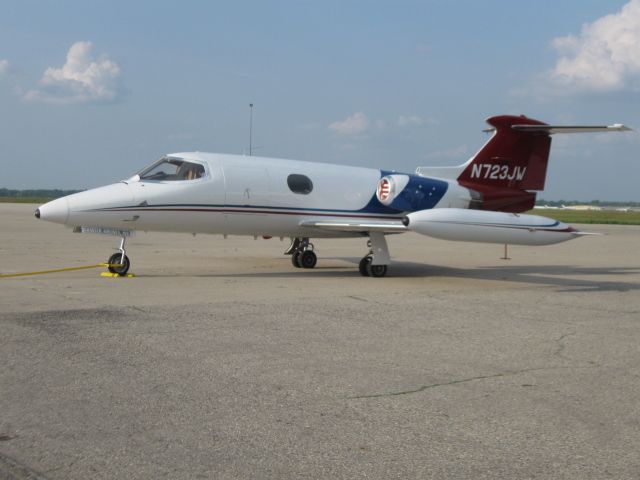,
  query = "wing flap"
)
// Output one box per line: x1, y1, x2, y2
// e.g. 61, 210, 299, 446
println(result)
300, 219, 406, 233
